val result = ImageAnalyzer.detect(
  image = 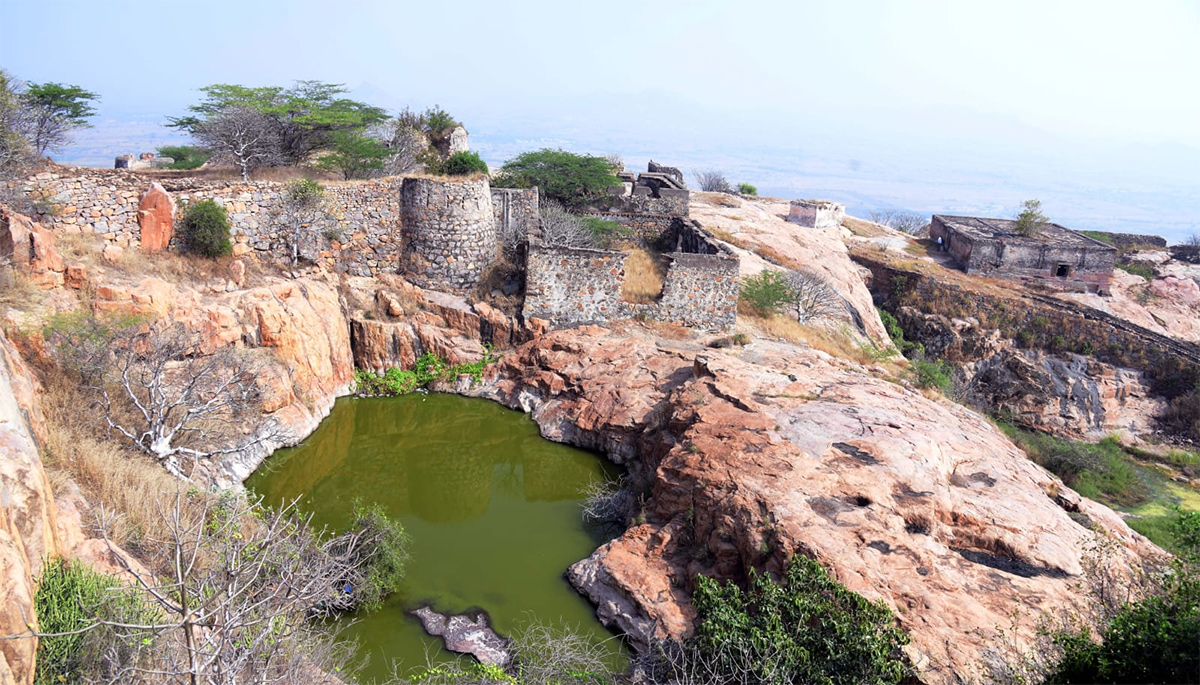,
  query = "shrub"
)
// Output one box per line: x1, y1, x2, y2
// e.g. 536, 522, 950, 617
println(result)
694, 170, 733, 193
439, 150, 488, 176
1013, 198, 1048, 237
492, 148, 620, 208
737, 182, 757, 196
878, 309, 924, 357
34, 558, 154, 685
179, 198, 232, 257
353, 349, 499, 397
910, 358, 954, 394
1116, 262, 1156, 280
997, 425, 1148, 508
740, 270, 793, 316
338, 501, 409, 612
156, 144, 210, 170
684, 556, 909, 685
580, 215, 629, 248
1046, 510, 1200, 684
